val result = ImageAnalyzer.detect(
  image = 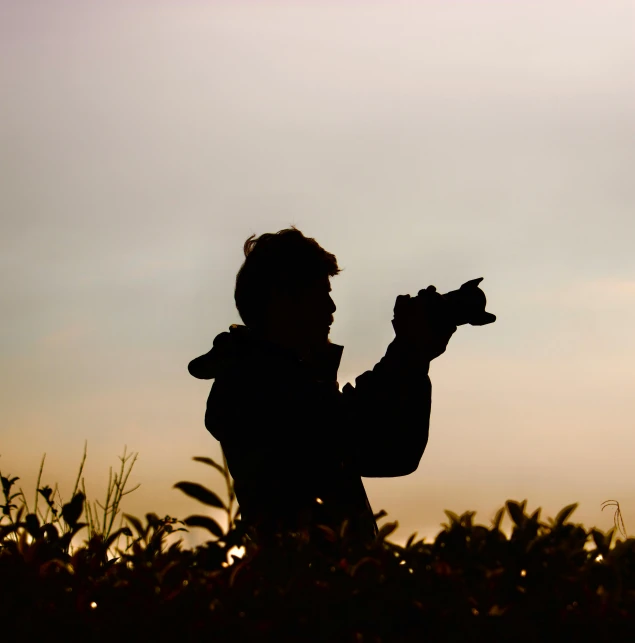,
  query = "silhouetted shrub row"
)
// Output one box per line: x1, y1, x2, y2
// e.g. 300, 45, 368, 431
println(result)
2, 452, 635, 642
3, 498, 635, 642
